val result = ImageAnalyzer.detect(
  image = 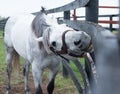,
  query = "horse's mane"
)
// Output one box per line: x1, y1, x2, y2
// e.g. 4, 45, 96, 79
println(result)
32, 7, 52, 53
32, 7, 48, 37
